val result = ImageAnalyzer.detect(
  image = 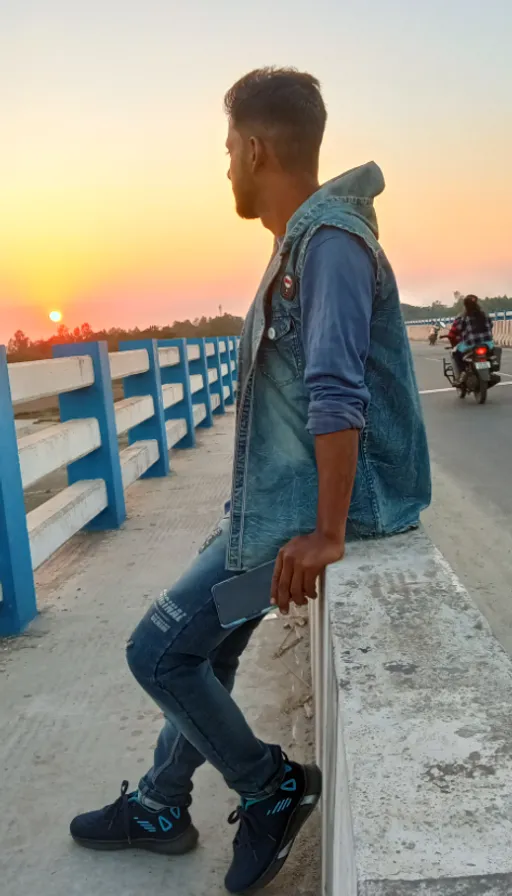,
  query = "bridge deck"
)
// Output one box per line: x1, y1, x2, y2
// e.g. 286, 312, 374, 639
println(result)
0, 410, 319, 896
